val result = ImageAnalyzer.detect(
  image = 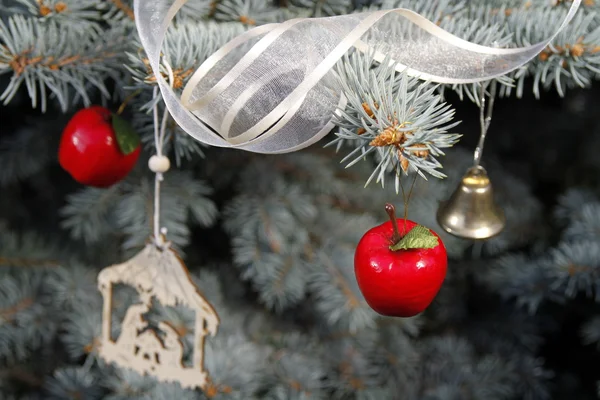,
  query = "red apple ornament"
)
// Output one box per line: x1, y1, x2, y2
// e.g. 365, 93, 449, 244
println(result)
354, 204, 447, 317
58, 106, 141, 188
